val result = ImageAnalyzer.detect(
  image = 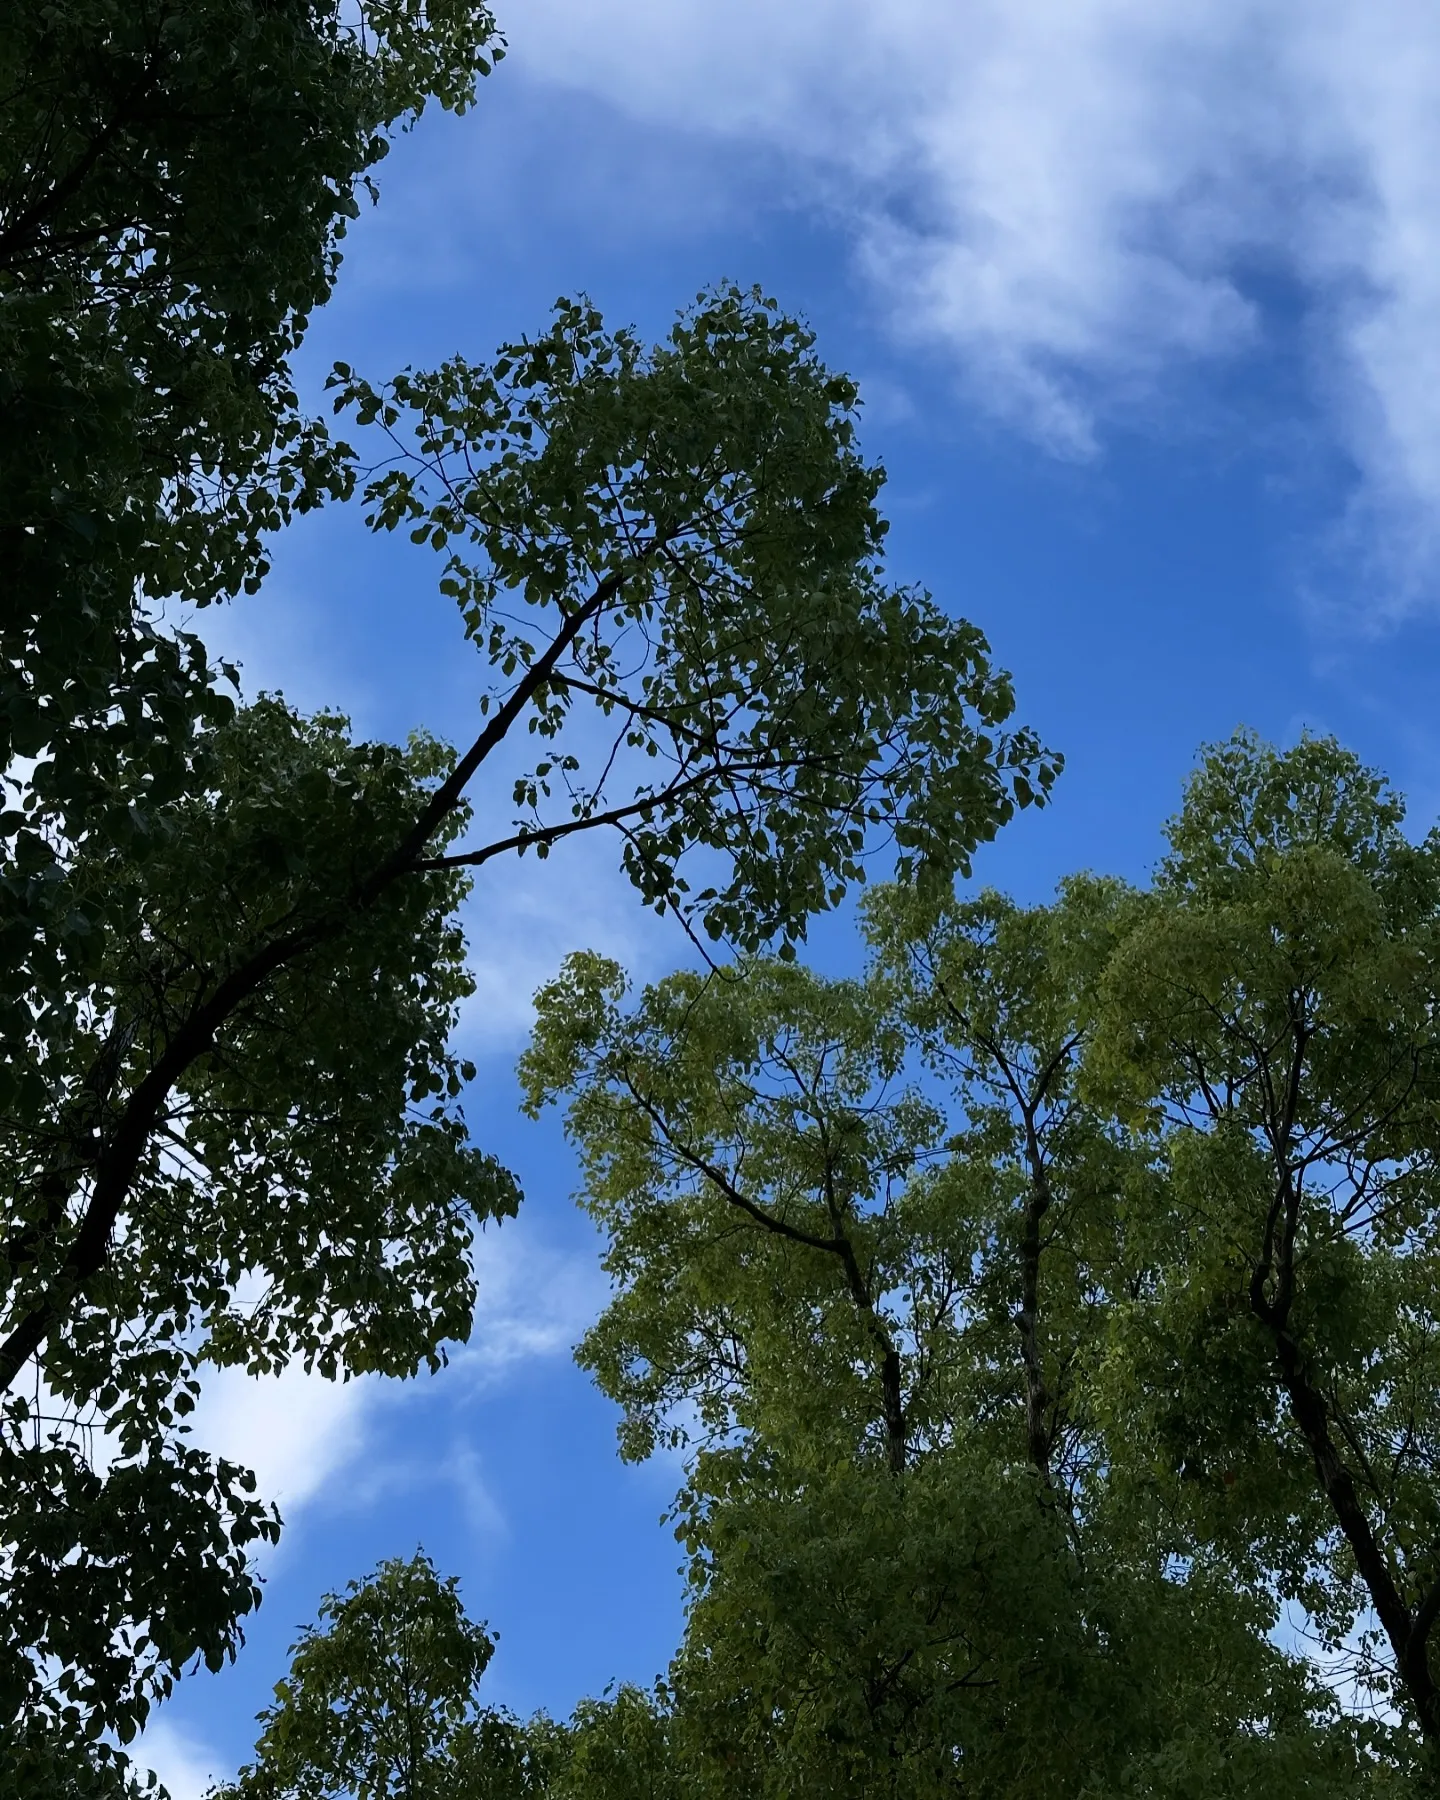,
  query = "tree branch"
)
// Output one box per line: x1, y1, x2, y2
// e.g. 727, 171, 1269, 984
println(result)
1259, 1312, 1440, 1748
616, 1070, 840, 1259
367, 565, 630, 890
0, 562, 647, 1393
